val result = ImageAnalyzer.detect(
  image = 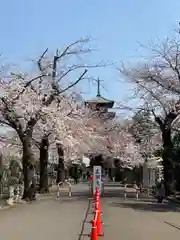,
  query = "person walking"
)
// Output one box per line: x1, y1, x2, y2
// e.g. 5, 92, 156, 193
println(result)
156, 179, 165, 203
